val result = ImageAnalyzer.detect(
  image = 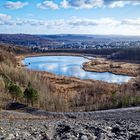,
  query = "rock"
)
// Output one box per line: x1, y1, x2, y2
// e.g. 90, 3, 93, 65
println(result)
0, 127, 3, 131
81, 135, 88, 140
15, 132, 19, 137
0, 127, 4, 134
56, 123, 71, 135
0, 135, 5, 139
0, 107, 140, 140
40, 131, 50, 140
106, 126, 112, 132
22, 131, 31, 138
6, 134, 15, 140
111, 125, 121, 135
65, 114, 77, 119
129, 134, 140, 140
108, 132, 114, 138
